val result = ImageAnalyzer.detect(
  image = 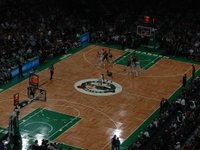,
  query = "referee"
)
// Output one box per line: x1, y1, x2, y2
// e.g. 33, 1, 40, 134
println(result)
49, 64, 54, 80
192, 64, 196, 80
182, 73, 187, 87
